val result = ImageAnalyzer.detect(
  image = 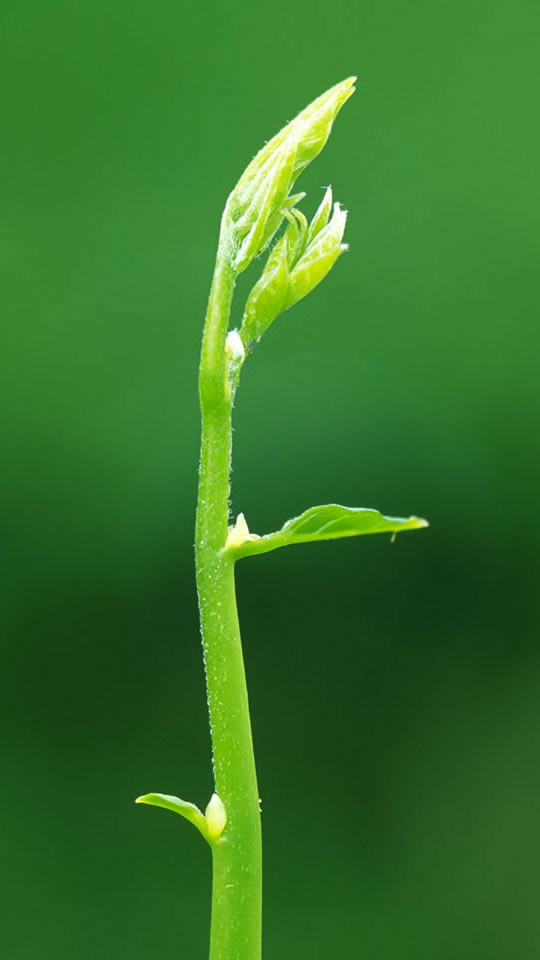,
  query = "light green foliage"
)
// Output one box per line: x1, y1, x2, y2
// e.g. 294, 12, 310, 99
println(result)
136, 793, 210, 842
135, 791, 228, 845
223, 76, 356, 273
226, 505, 428, 559
138, 77, 427, 960
239, 187, 347, 346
